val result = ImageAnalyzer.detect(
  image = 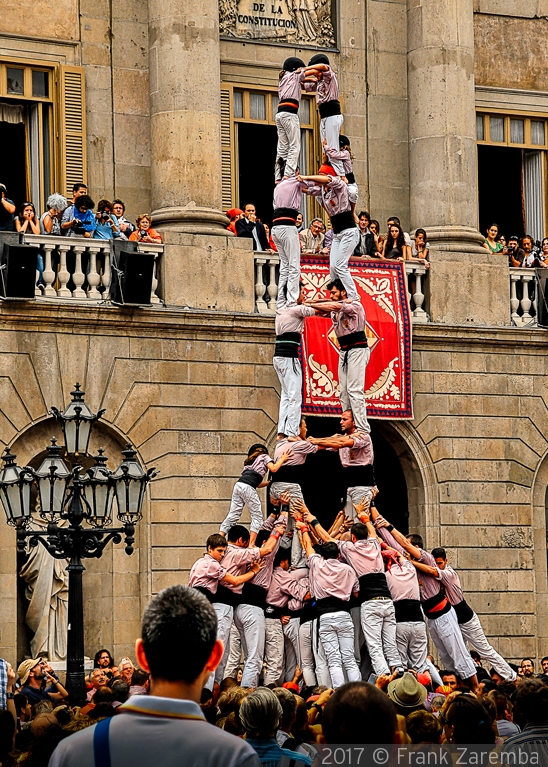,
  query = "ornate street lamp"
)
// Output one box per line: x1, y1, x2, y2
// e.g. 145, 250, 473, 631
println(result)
0, 385, 157, 705
51, 383, 105, 455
